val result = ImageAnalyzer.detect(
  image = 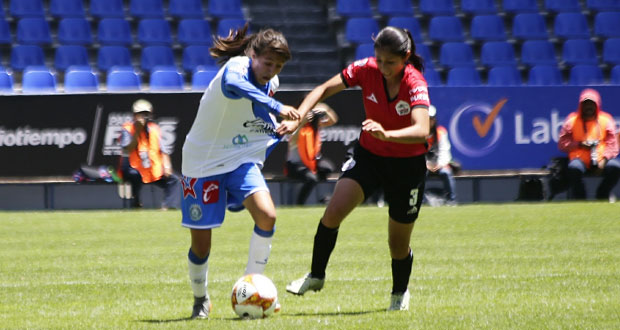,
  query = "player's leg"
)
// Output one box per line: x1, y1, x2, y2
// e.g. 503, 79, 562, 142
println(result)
596, 159, 620, 200
189, 229, 212, 319
243, 190, 276, 274
120, 156, 143, 207
286, 178, 364, 295
387, 219, 414, 311
567, 159, 586, 199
